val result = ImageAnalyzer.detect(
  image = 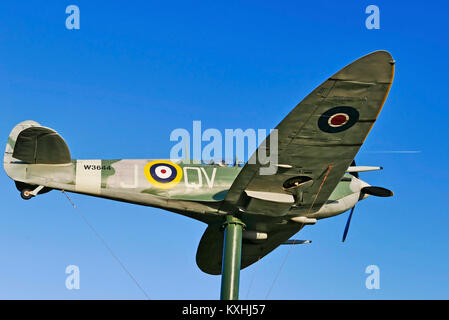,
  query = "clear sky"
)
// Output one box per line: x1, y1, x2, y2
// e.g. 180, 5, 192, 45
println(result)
0, 0, 448, 299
